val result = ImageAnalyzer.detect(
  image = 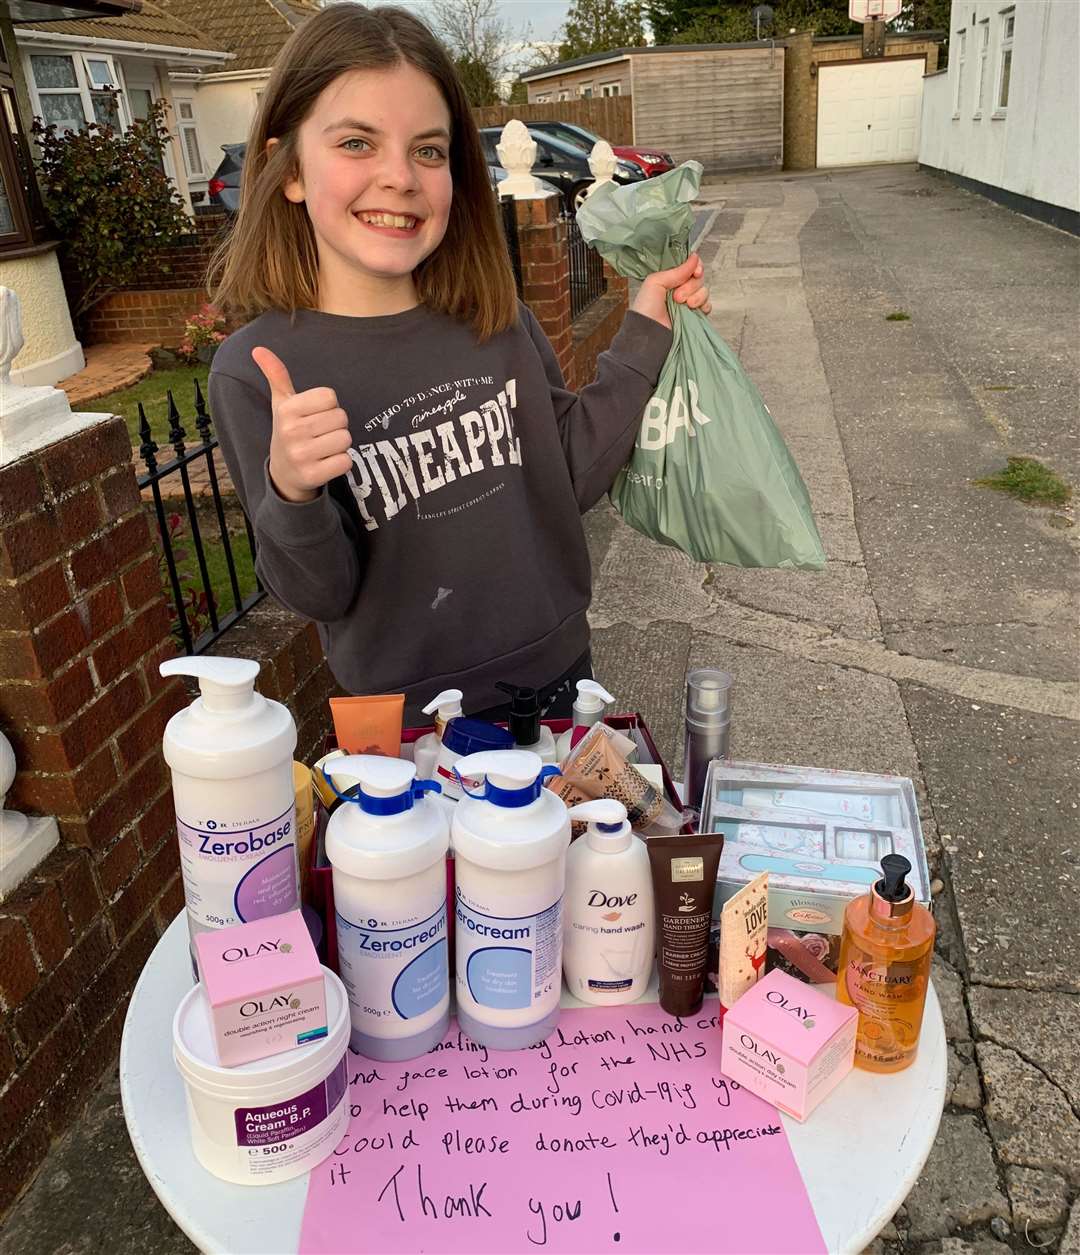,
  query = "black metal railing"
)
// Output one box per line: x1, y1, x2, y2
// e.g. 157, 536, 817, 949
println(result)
137, 381, 264, 655
499, 195, 524, 298
563, 209, 607, 321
